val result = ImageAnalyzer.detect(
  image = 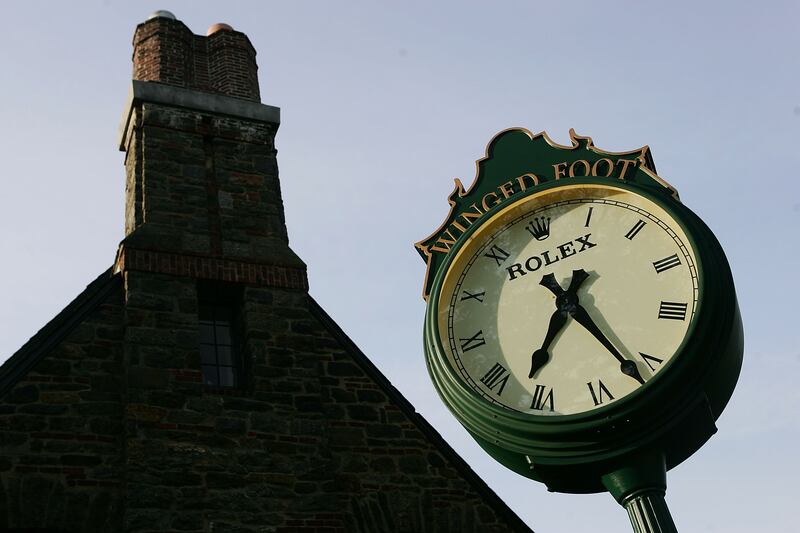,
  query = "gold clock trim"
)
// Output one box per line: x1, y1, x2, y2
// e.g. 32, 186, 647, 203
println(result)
415, 129, 680, 301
